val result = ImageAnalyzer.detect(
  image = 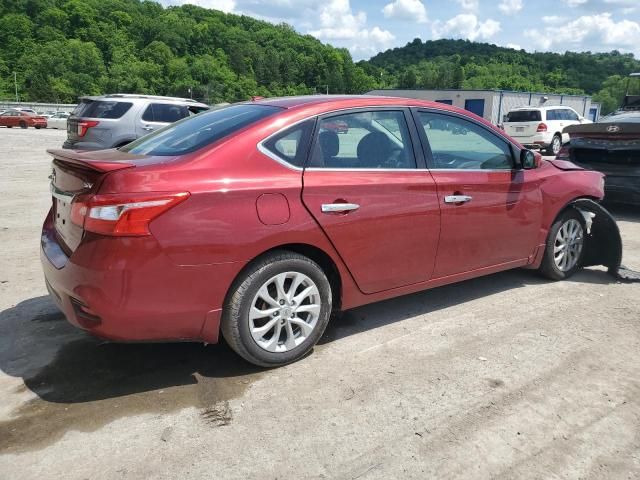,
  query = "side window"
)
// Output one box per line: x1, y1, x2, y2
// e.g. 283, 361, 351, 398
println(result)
142, 103, 189, 123
417, 111, 513, 170
546, 110, 556, 121
309, 110, 416, 169
262, 119, 314, 168
565, 109, 579, 121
